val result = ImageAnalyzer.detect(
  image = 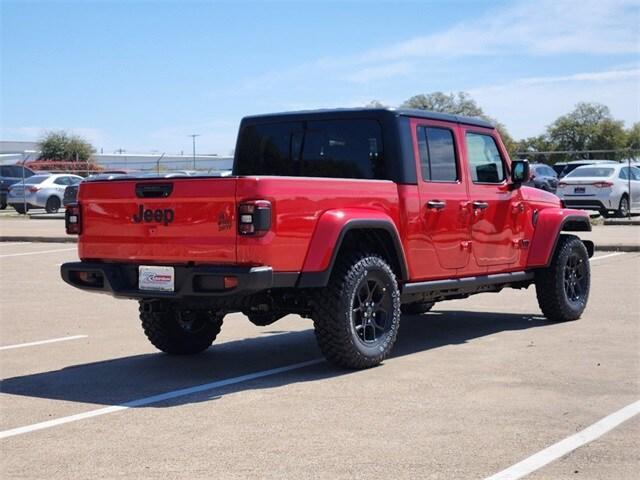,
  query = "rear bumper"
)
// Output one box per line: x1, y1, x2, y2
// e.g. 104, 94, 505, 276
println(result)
562, 199, 607, 210
60, 261, 295, 299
